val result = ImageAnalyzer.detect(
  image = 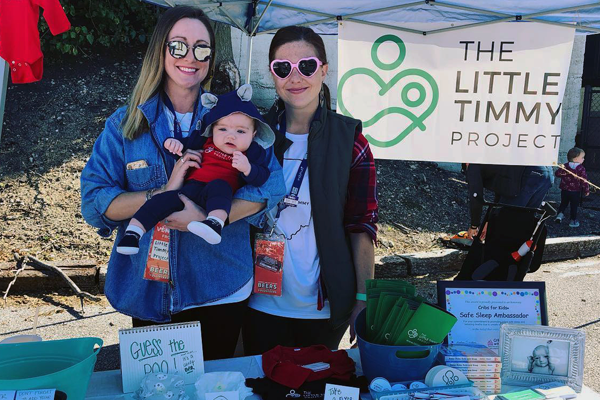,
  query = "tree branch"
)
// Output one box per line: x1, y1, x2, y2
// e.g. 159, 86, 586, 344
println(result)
26, 255, 101, 303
